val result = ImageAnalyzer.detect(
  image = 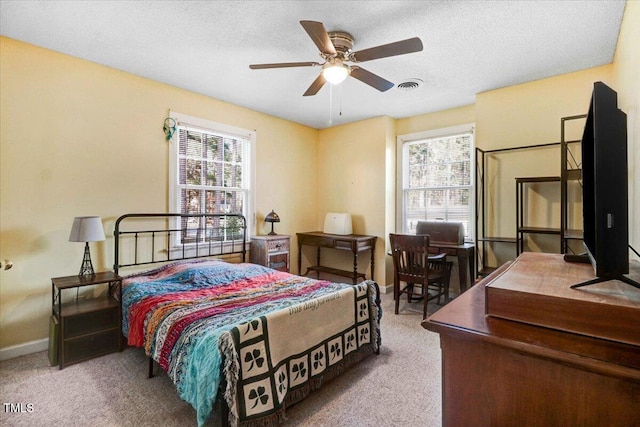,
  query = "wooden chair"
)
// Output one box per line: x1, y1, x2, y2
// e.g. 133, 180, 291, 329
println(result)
389, 233, 451, 319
